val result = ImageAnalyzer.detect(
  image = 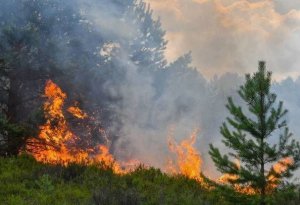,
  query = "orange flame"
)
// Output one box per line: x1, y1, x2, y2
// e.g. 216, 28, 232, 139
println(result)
218, 159, 240, 184
67, 104, 88, 119
26, 80, 125, 174
272, 157, 293, 175
218, 160, 256, 195
267, 157, 294, 190
167, 130, 203, 181
218, 157, 294, 195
